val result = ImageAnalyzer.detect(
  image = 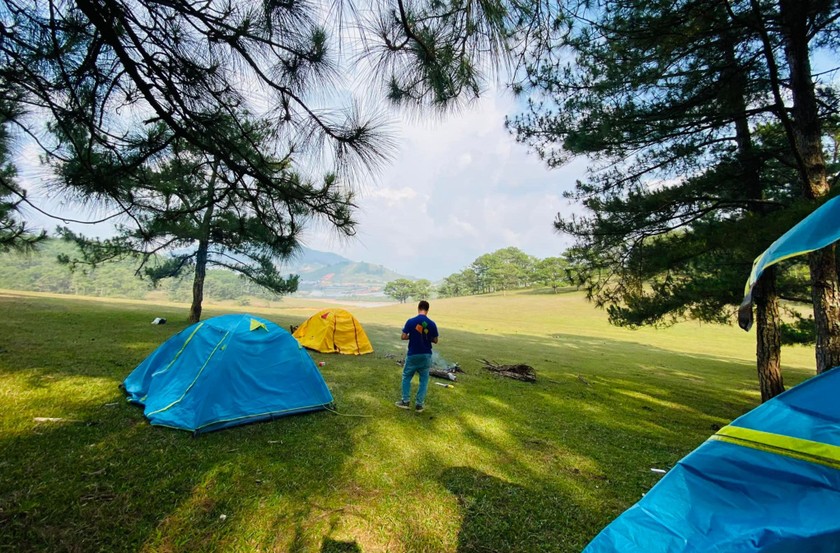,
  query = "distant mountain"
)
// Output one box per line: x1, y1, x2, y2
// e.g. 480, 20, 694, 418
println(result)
302, 261, 407, 283
280, 248, 413, 299
278, 246, 352, 273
